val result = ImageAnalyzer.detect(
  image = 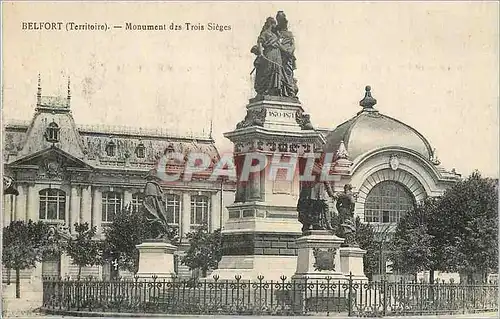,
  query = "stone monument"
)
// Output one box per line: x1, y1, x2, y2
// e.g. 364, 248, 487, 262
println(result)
211, 11, 326, 281
292, 184, 346, 281
135, 169, 177, 279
